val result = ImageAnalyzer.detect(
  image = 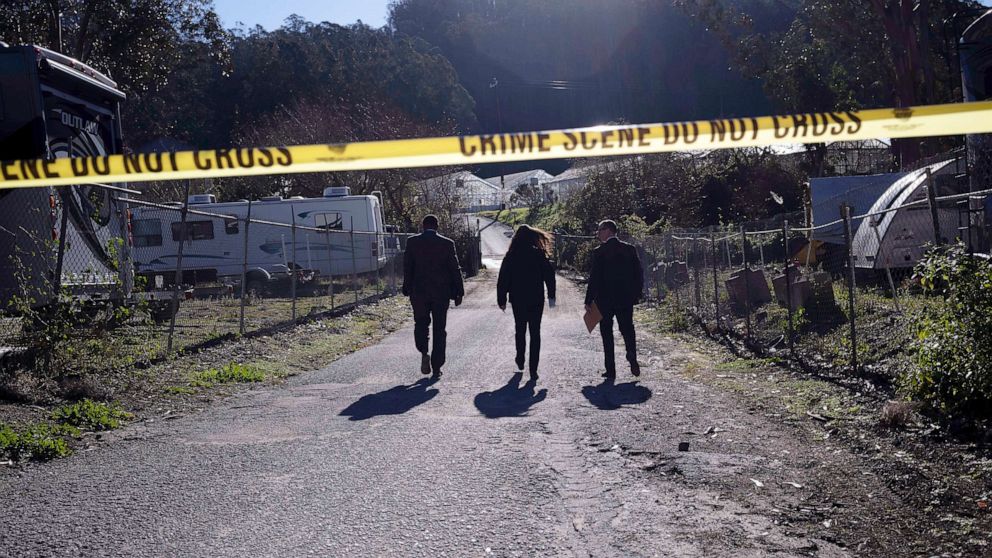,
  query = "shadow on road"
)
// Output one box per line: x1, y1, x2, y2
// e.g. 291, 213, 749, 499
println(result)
339, 377, 440, 421
581, 377, 652, 411
474, 373, 548, 418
